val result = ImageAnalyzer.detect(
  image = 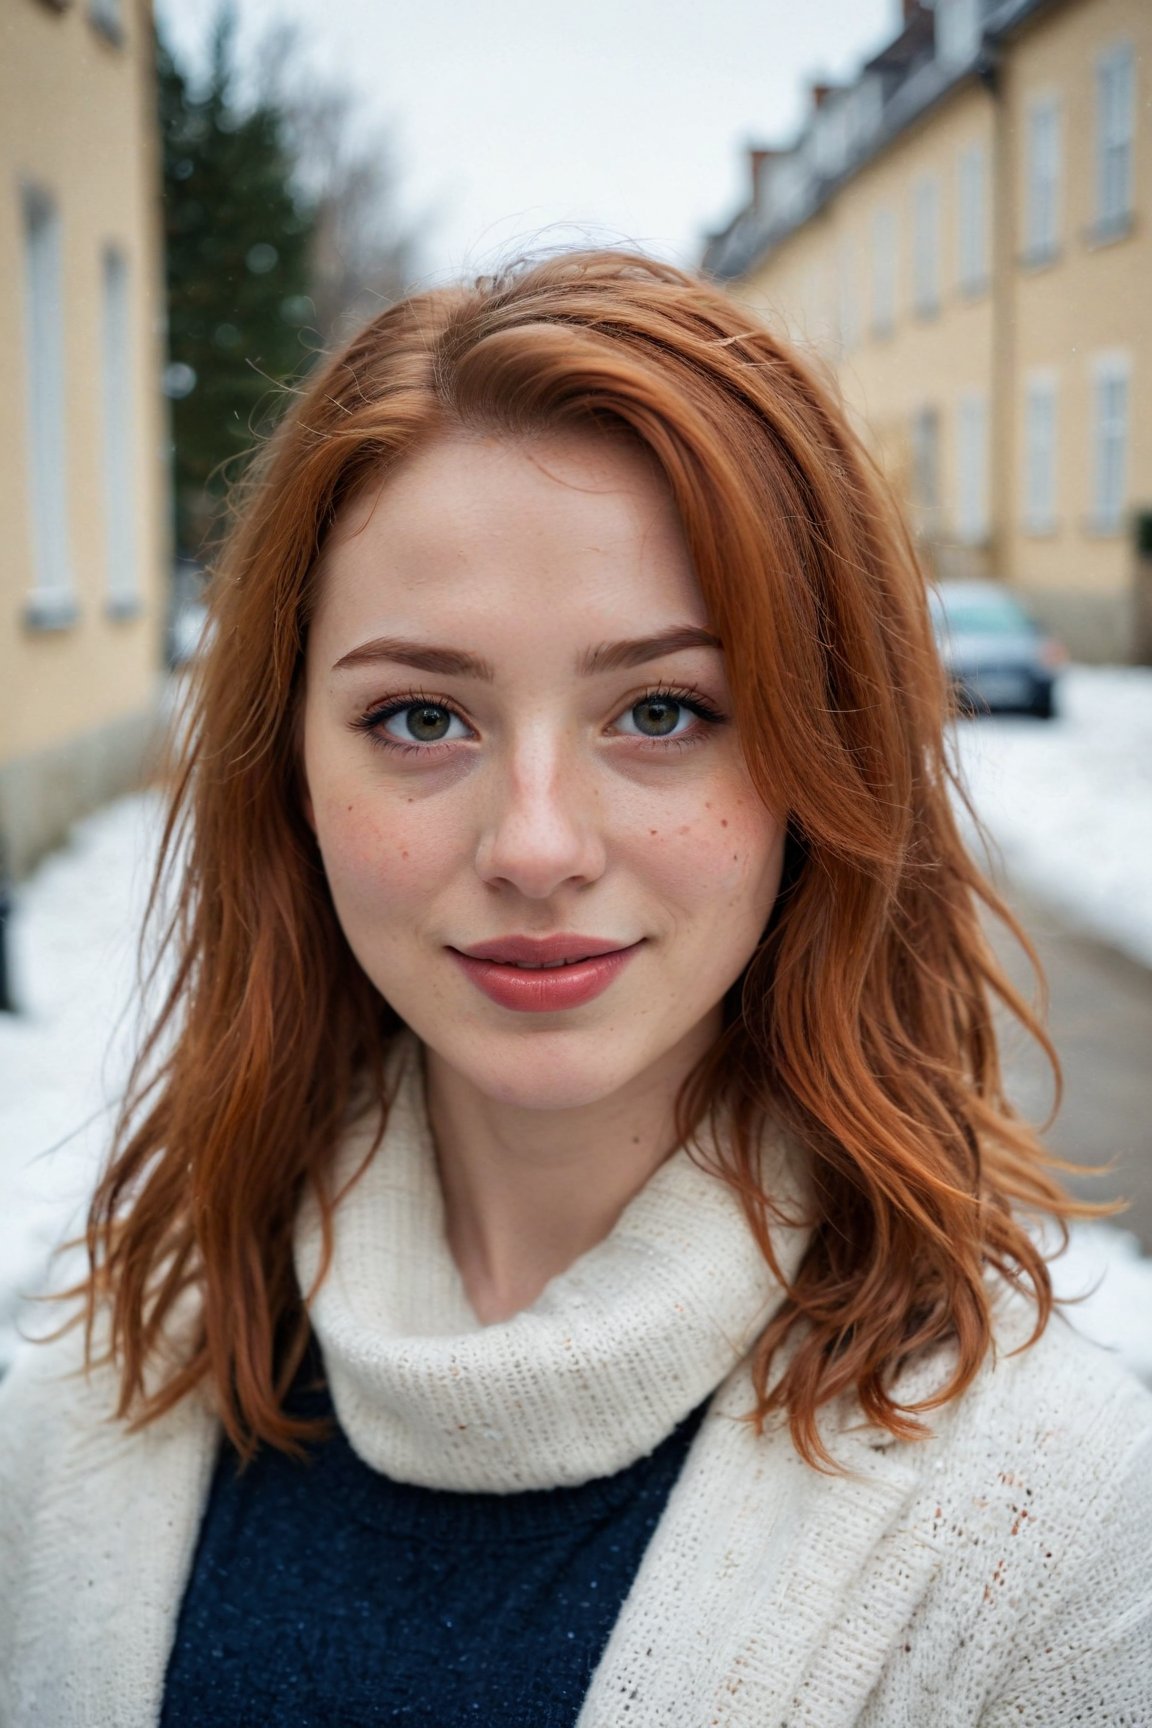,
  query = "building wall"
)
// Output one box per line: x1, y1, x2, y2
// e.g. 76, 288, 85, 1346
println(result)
728, 0, 1150, 661
0, 0, 167, 876
1001, 0, 1151, 656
